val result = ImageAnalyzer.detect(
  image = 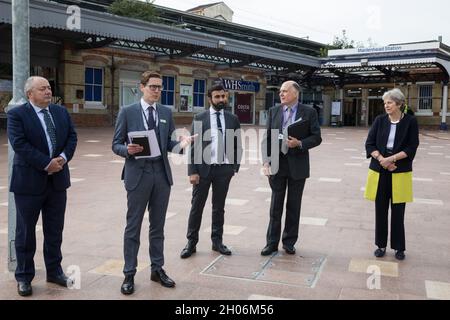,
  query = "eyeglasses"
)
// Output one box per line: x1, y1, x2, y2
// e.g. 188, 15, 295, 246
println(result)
146, 85, 164, 91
